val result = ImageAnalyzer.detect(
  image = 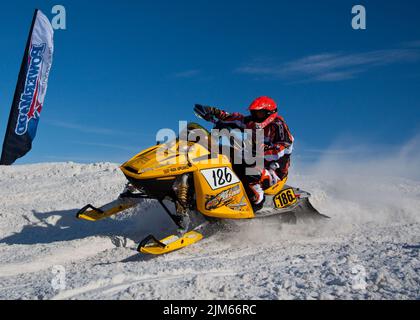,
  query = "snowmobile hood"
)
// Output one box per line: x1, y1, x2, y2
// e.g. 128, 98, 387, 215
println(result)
120, 122, 237, 180
120, 140, 218, 180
